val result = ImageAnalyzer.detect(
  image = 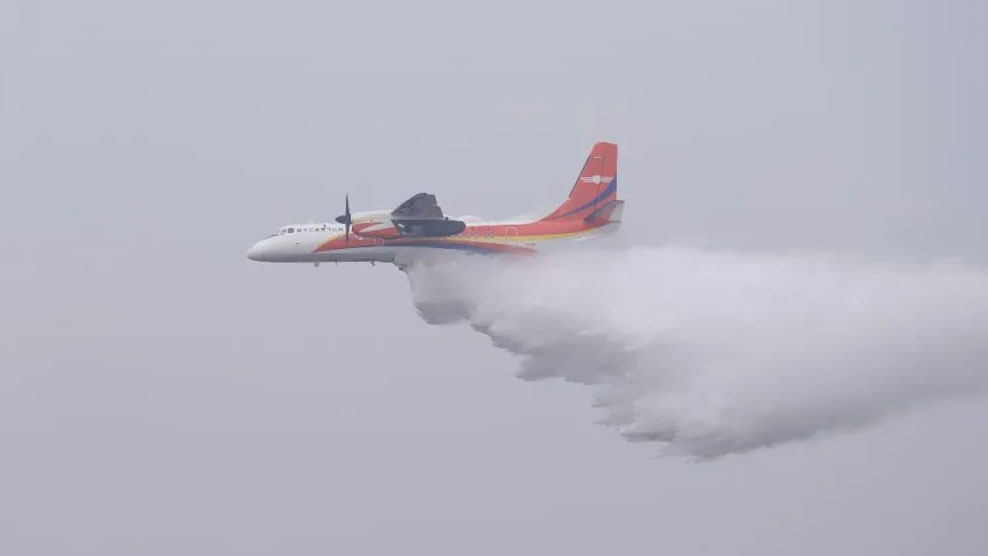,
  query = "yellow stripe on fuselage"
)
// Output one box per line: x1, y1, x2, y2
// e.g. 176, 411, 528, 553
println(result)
440, 225, 611, 245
